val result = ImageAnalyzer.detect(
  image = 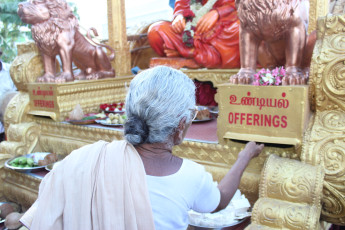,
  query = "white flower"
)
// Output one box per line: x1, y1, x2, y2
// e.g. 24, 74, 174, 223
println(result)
262, 73, 274, 84
184, 0, 218, 38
